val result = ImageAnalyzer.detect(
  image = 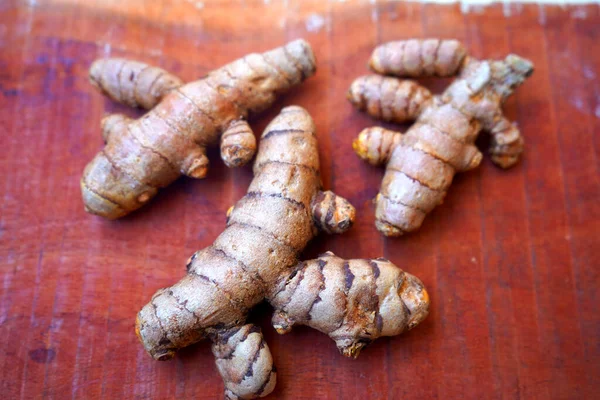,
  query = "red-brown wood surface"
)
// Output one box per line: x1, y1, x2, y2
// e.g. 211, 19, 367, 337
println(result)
1, 0, 599, 398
